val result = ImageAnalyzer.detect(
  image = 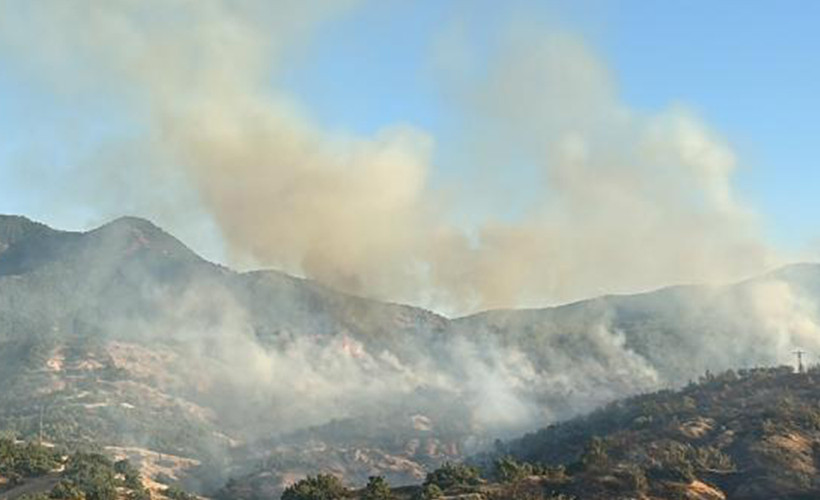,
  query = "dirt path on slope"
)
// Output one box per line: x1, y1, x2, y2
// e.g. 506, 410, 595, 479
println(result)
0, 473, 61, 499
